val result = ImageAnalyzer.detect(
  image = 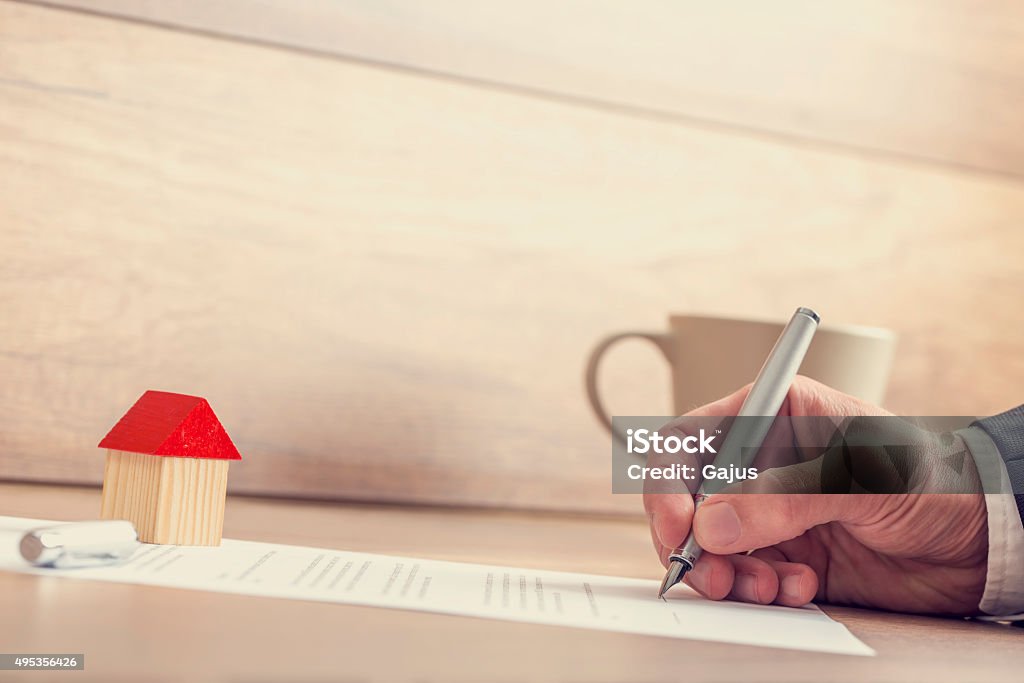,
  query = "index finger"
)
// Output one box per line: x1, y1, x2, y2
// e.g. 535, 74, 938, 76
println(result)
643, 486, 694, 554
643, 385, 751, 548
